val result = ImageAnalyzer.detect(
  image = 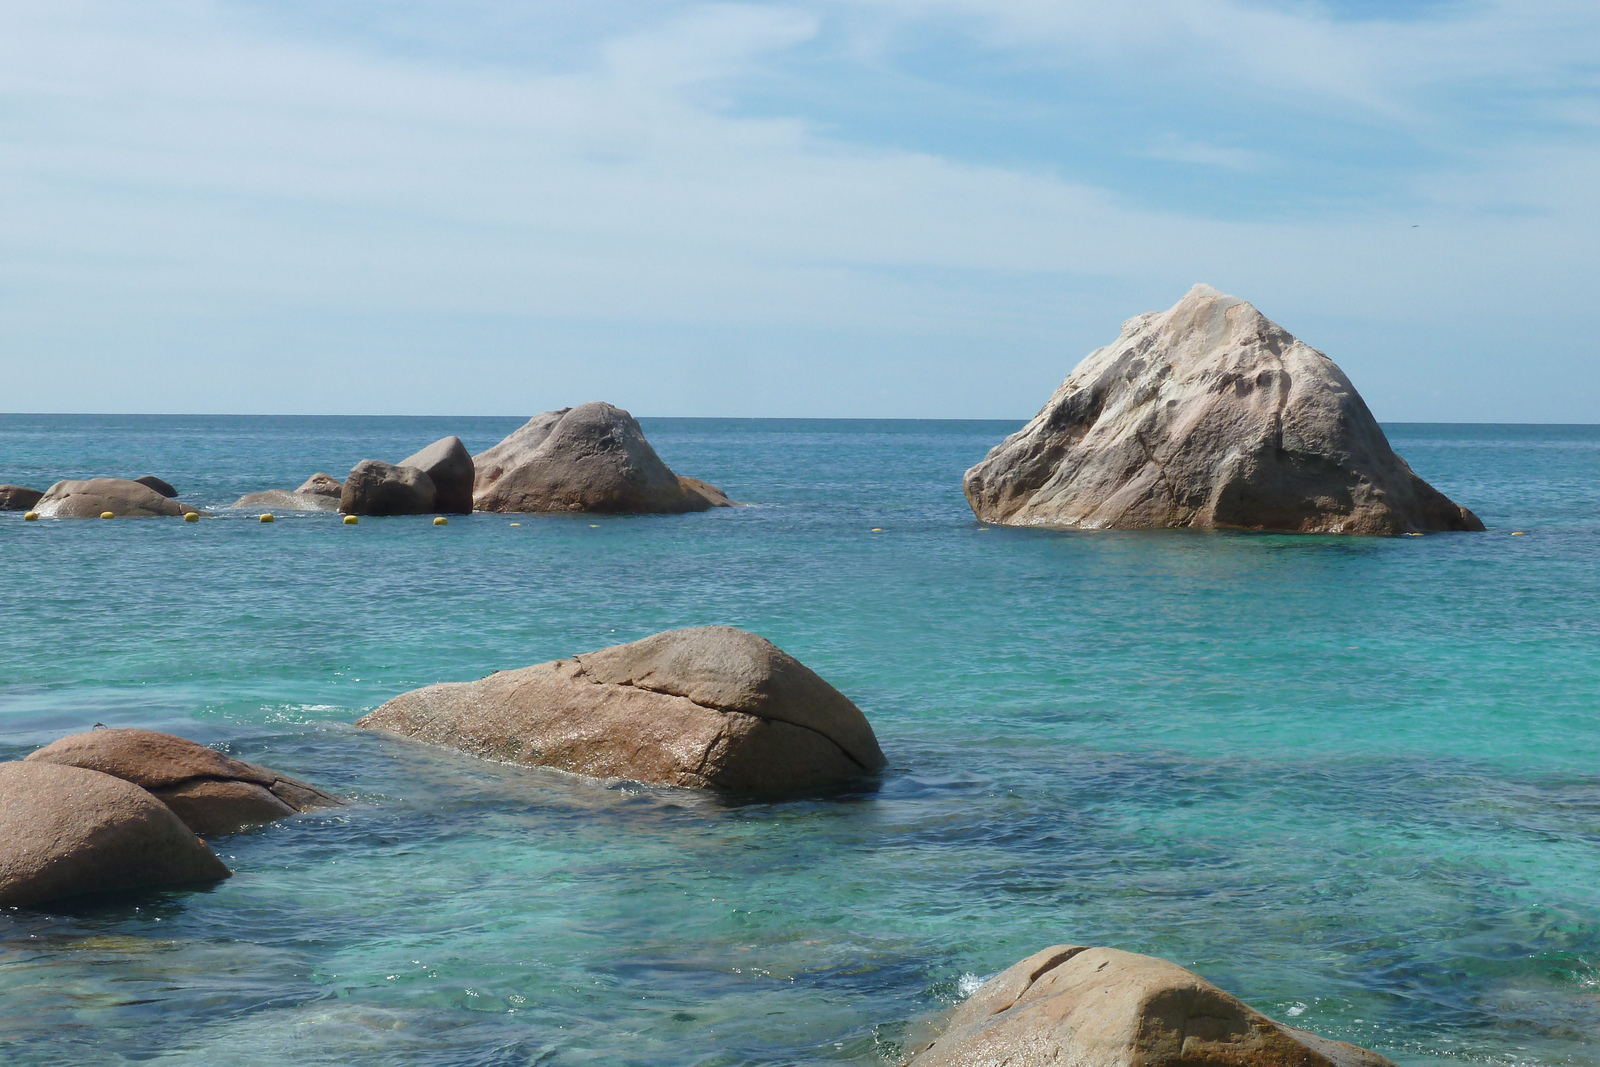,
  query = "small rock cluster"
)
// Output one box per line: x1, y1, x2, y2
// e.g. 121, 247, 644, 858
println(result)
0, 729, 341, 908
